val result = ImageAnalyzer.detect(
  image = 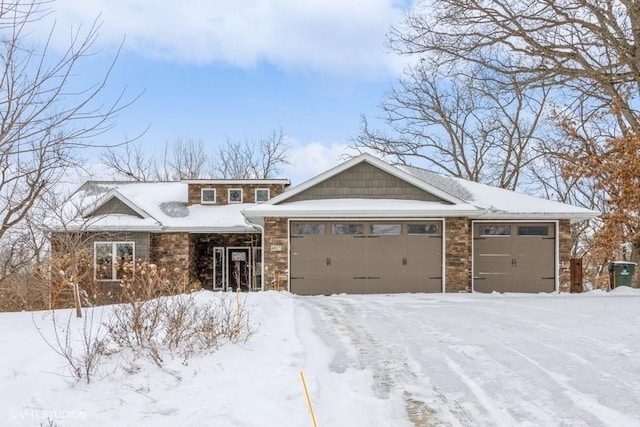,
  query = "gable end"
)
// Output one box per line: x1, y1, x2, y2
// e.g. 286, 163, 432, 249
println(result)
284, 162, 451, 203
86, 196, 144, 218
